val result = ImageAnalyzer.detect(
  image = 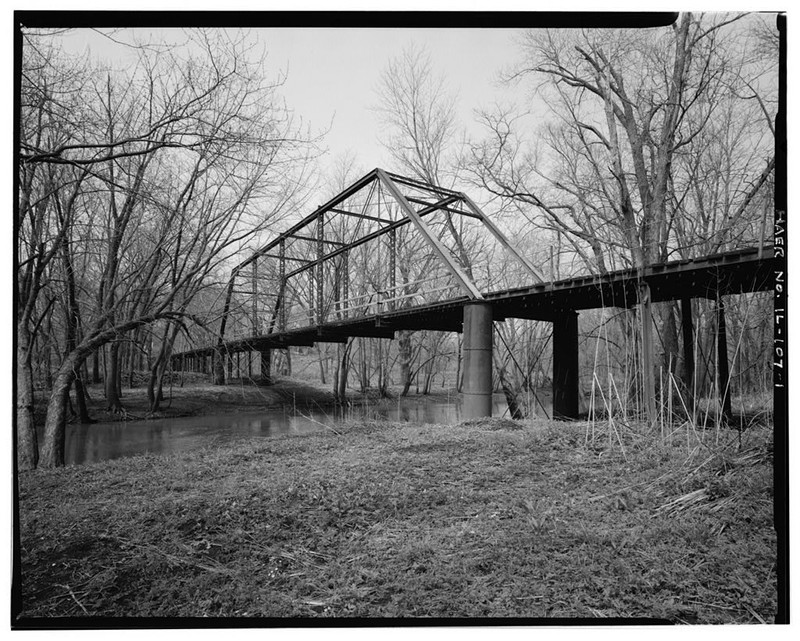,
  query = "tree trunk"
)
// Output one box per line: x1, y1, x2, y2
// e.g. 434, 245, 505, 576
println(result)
333, 340, 351, 403
40, 353, 82, 468
423, 365, 434, 395
43, 343, 54, 391
105, 340, 123, 412
260, 349, 272, 383
494, 344, 524, 420
499, 370, 524, 420
148, 323, 173, 411
680, 297, 695, 410
378, 340, 389, 397
398, 330, 413, 396
639, 282, 656, 426
213, 349, 226, 385
73, 371, 92, 423
92, 349, 100, 383
128, 329, 138, 388
283, 348, 292, 376
316, 345, 326, 385
659, 302, 680, 380
149, 363, 168, 412
716, 298, 733, 422
16, 323, 38, 471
